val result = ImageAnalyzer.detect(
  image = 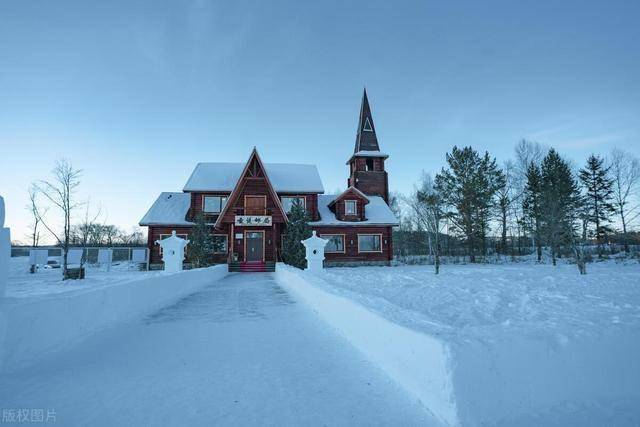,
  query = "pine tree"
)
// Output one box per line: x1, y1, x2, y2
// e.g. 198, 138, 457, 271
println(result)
522, 162, 543, 261
282, 200, 312, 269
435, 146, 504, 262
187, 213, 214, 268
540, 149, 581, 266
579, 154, 615, 255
